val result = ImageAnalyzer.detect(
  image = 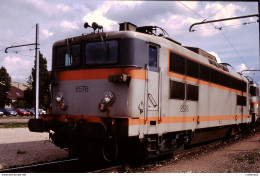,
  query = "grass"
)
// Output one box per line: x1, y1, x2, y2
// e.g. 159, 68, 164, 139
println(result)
0, 123, 28, 128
